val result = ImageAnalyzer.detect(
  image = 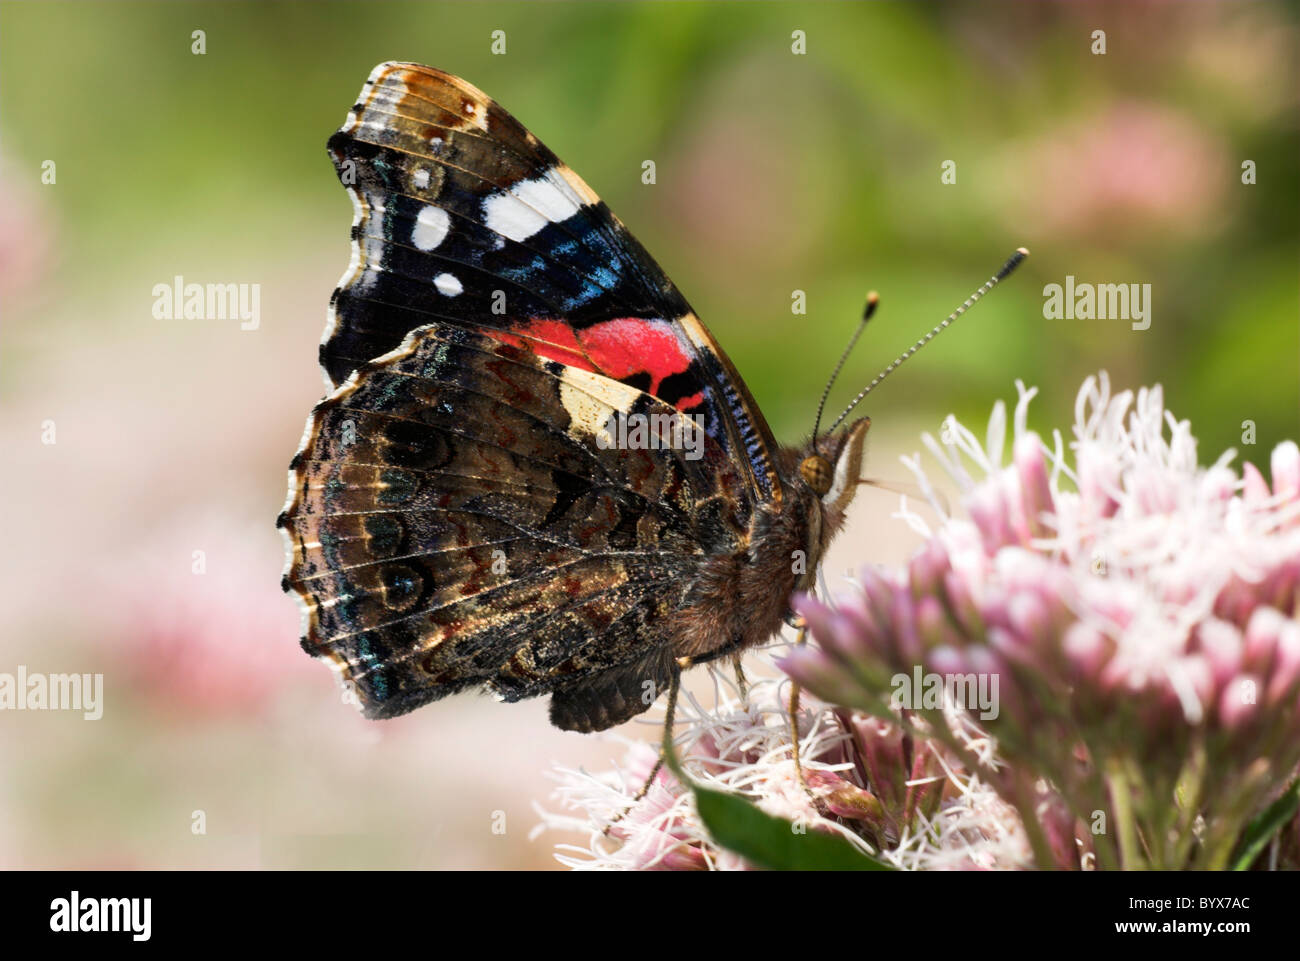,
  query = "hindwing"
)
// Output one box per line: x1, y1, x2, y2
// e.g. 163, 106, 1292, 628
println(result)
280, 322, 748, 728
